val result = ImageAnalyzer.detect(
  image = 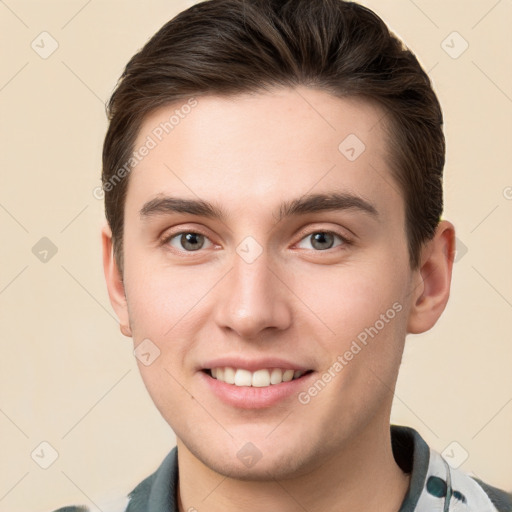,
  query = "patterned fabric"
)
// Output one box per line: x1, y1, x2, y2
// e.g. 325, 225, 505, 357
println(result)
52, 425, 512, 512
414, 450, 511, 511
